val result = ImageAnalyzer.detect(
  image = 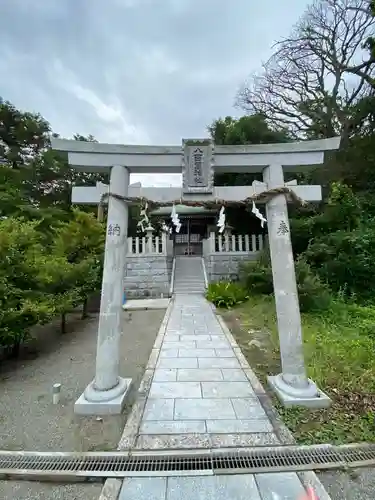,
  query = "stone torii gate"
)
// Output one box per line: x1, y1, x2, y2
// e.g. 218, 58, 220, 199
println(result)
52, 137, 340, 415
